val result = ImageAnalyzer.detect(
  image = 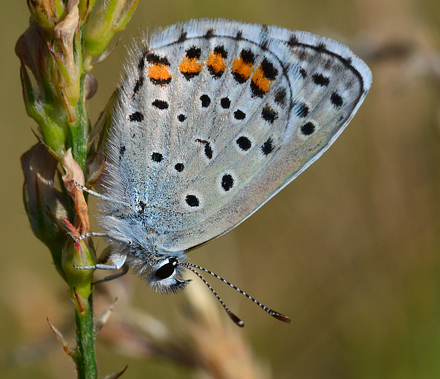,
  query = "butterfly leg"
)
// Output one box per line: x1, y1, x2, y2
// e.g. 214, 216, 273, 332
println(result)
75, 232, 107, 242
75, 251, 127, 271
75, 251, 129, 284
93, 264, 129, 285
74, 232, 133, 246
72, 179, 131, 207
92, 252, 129, 284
